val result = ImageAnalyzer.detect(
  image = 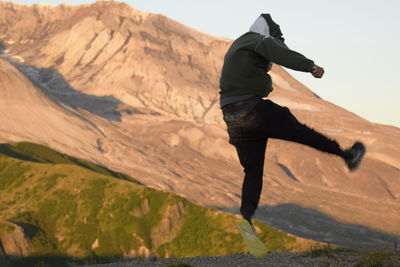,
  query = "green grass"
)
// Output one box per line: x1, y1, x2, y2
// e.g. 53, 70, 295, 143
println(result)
0, 159, 30, 190
39, 174, 67, 191
0, 141, 322, 265
155, 204, 301, 257
0, 142, 142, 184
255, 220, 297, 252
